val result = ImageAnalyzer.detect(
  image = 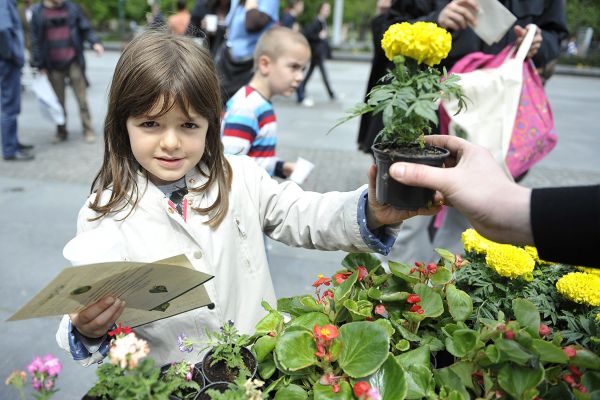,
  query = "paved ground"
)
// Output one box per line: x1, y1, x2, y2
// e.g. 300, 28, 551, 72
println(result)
1, 50, 599, 399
